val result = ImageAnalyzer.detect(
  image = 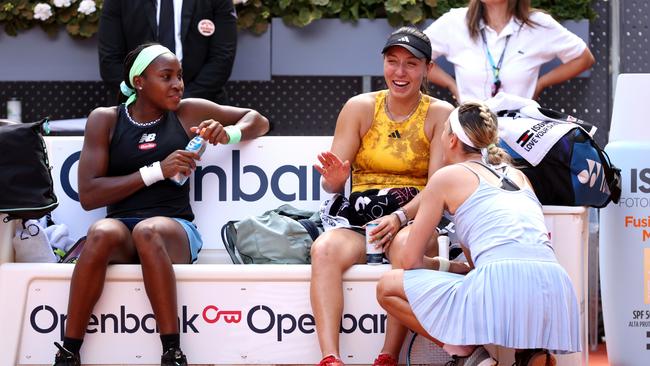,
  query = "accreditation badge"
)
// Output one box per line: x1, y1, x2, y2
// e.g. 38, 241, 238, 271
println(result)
198, 19, 215, 36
